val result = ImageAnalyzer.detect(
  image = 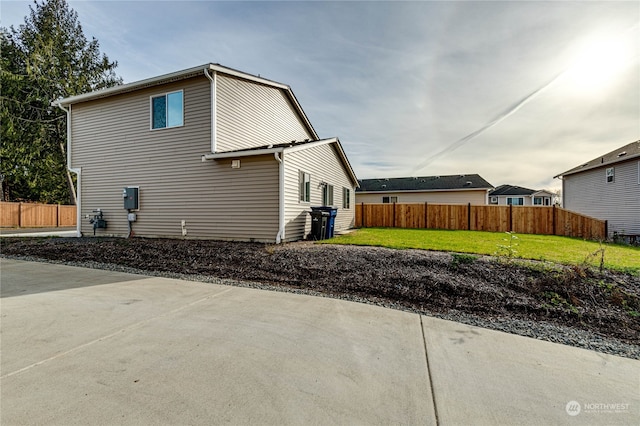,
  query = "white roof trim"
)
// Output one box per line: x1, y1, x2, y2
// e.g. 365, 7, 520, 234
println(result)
53, 64, 286, 106
202, 147, 285, 160
201, 139, 334, 161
